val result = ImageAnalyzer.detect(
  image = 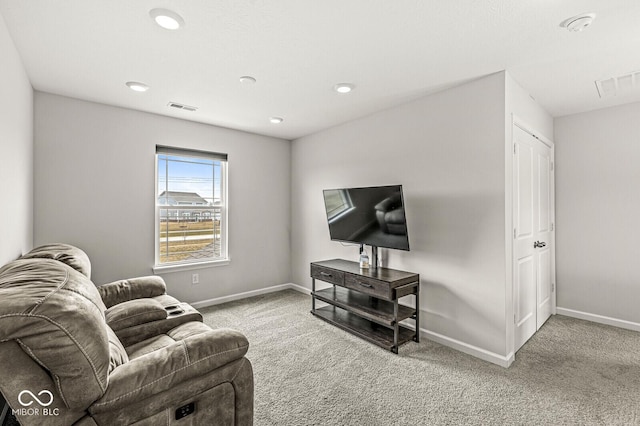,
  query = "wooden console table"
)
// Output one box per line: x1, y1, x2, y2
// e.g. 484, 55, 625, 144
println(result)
310, 259, 420, 354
